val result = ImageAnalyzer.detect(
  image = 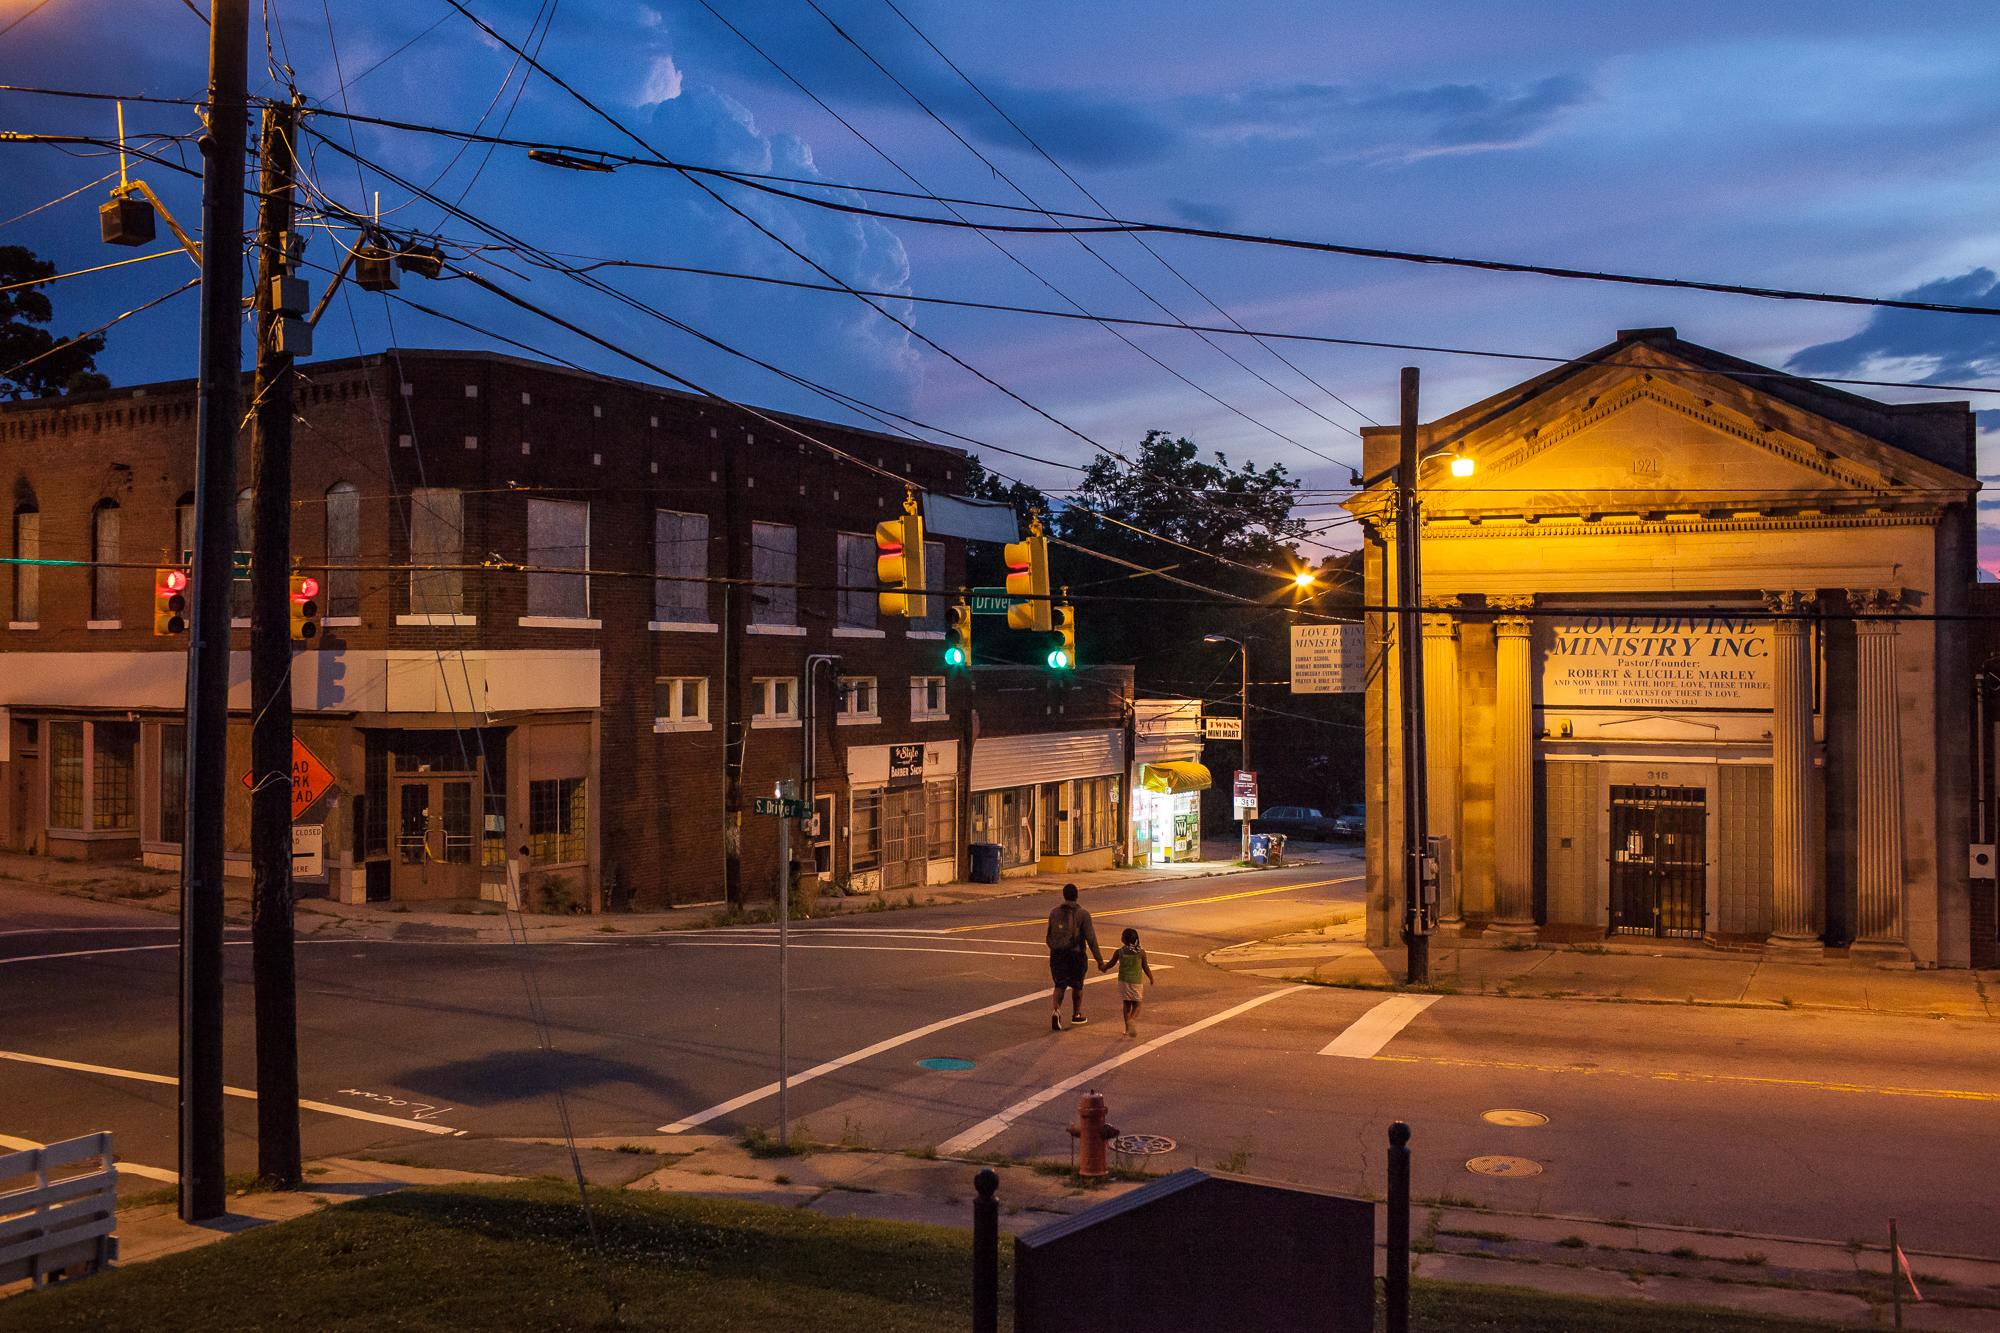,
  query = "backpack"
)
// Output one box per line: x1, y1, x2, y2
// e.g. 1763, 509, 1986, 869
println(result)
1048, 903, 1083, 951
